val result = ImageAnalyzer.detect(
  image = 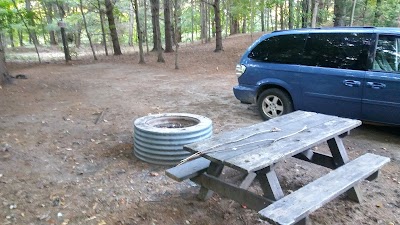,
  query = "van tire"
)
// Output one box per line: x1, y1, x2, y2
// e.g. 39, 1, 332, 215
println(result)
257, 88, 294, 120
